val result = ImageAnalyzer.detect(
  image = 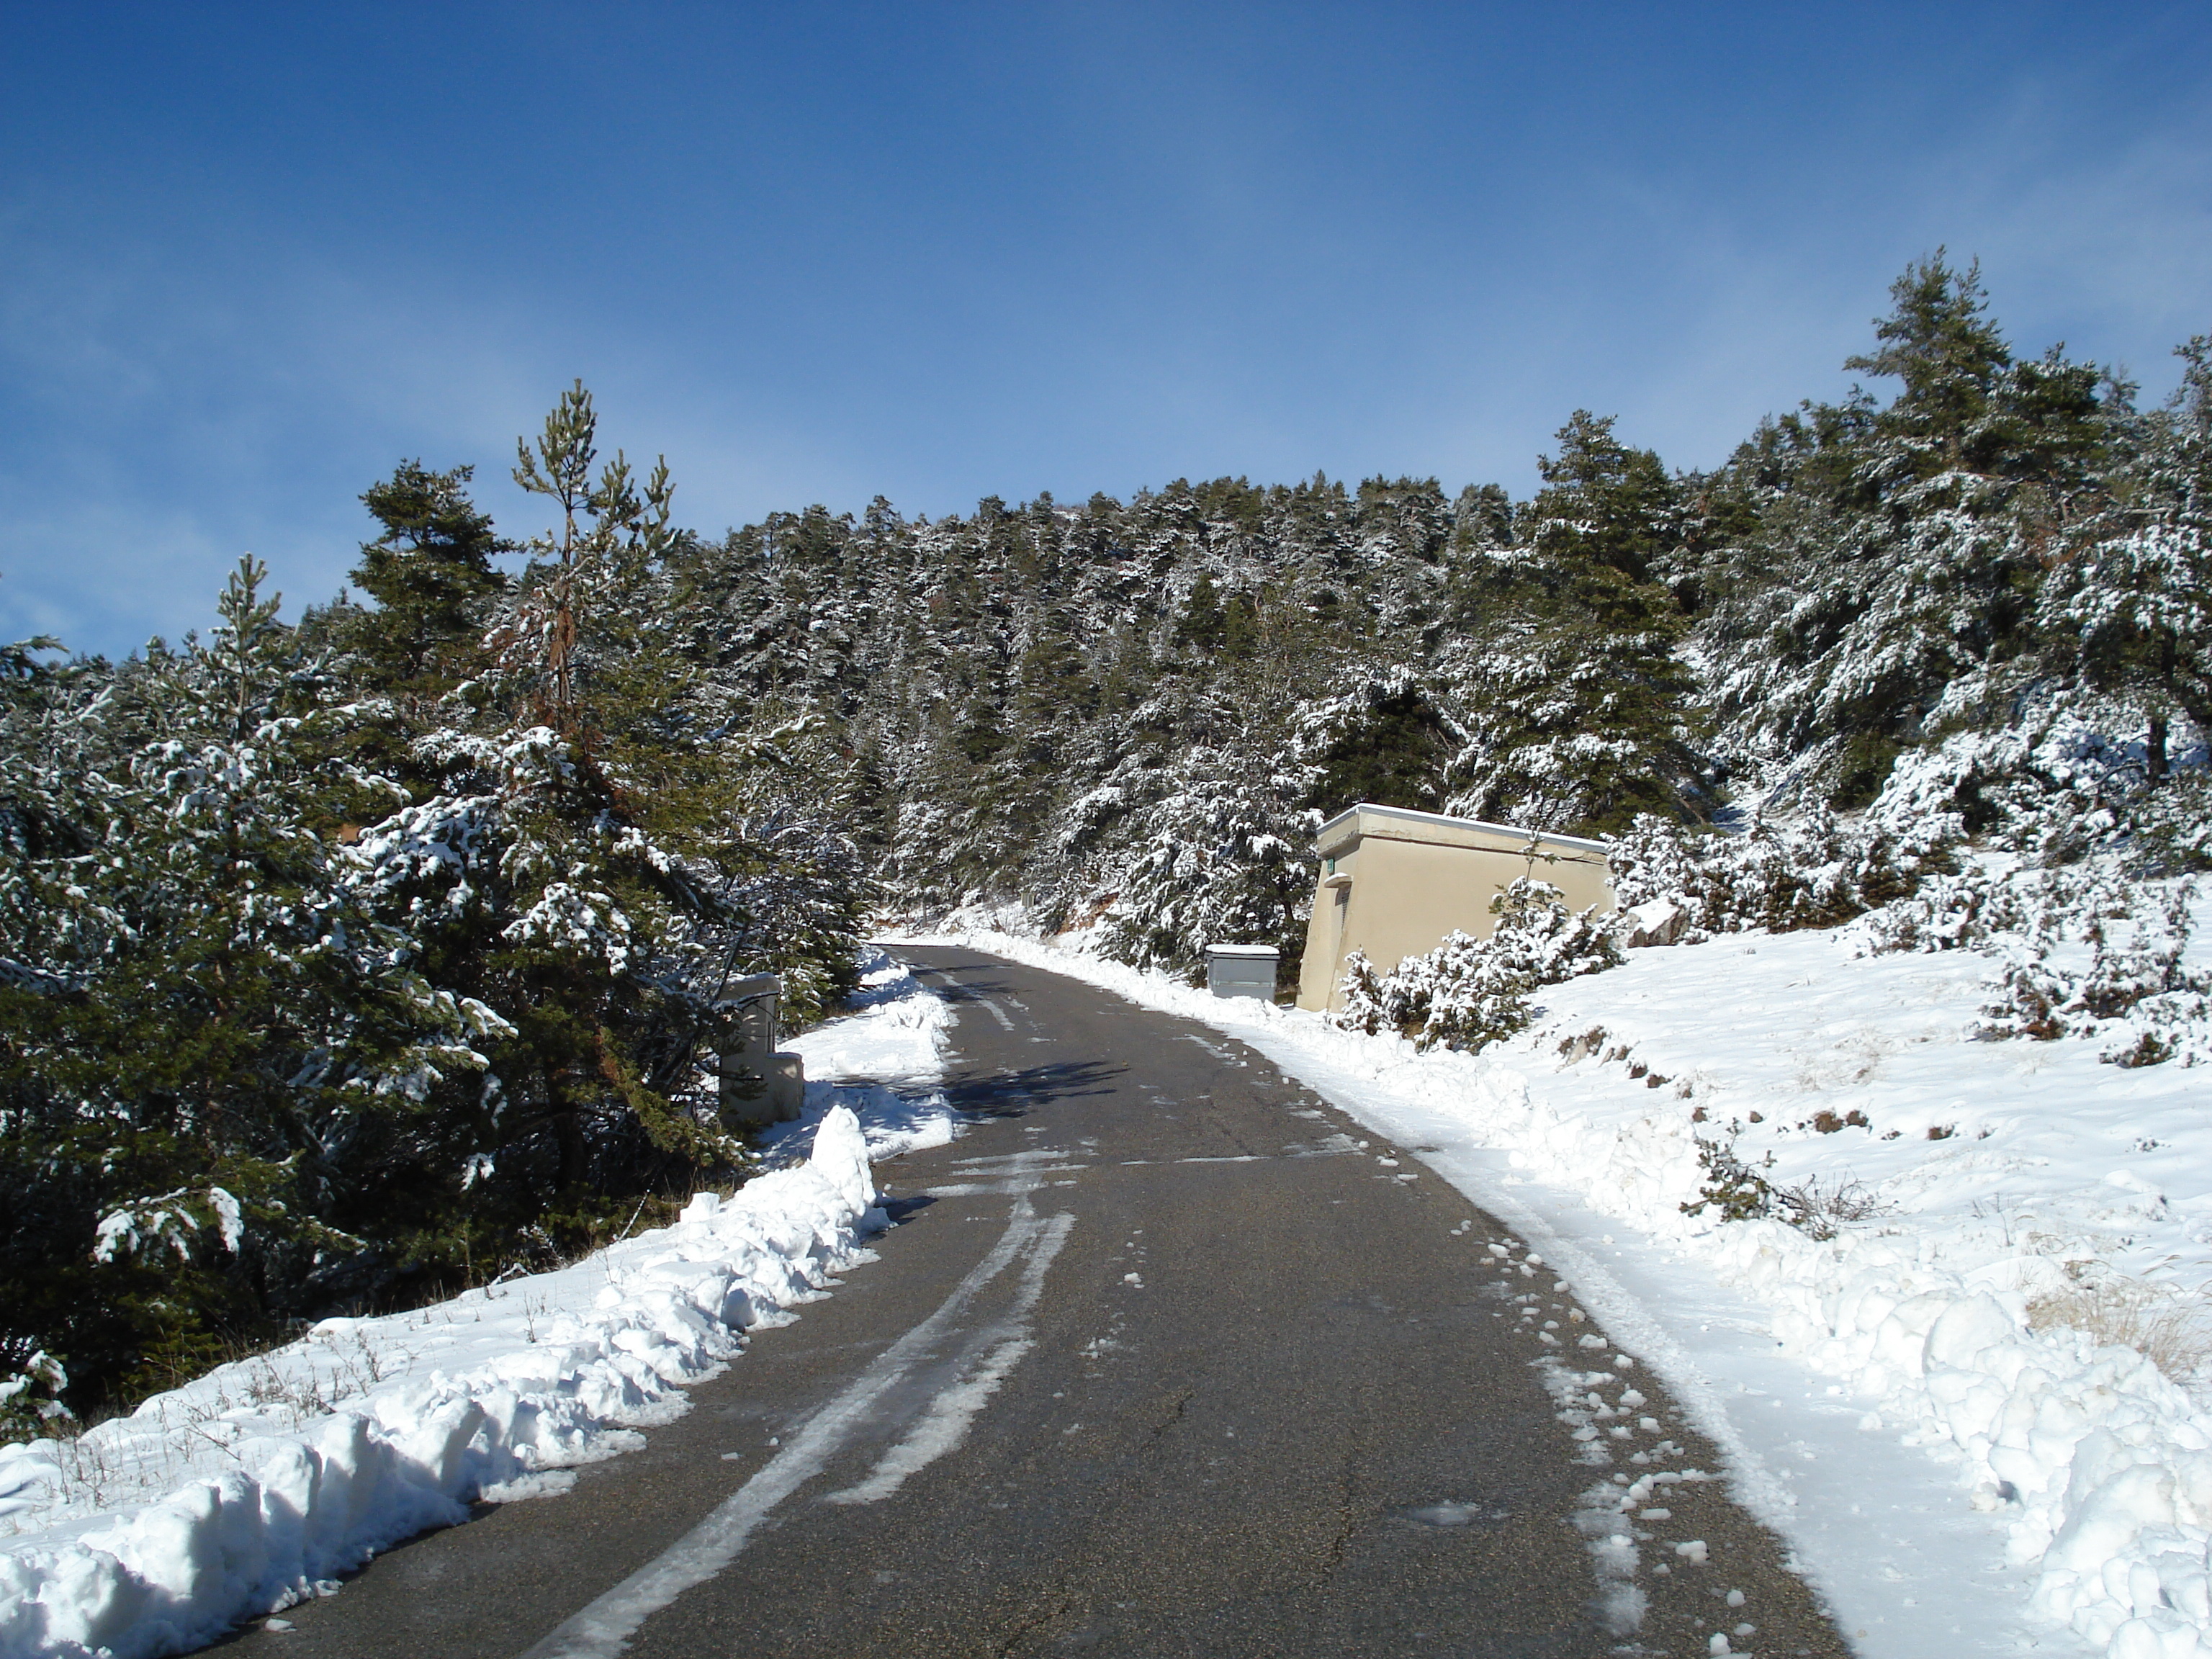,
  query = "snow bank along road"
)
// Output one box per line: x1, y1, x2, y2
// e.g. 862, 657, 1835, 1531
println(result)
223, 945, 1848, 1656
